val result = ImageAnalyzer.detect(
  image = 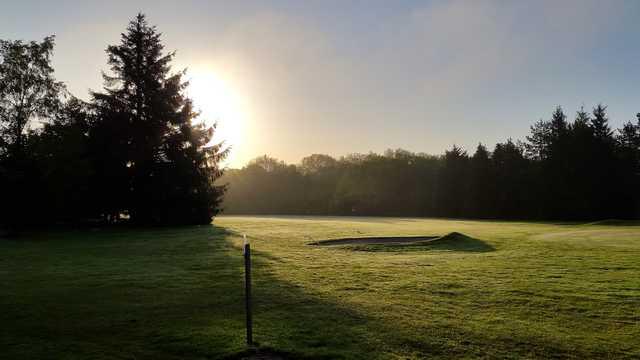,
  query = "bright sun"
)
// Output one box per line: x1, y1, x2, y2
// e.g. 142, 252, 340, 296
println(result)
186, 68, 247, 164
